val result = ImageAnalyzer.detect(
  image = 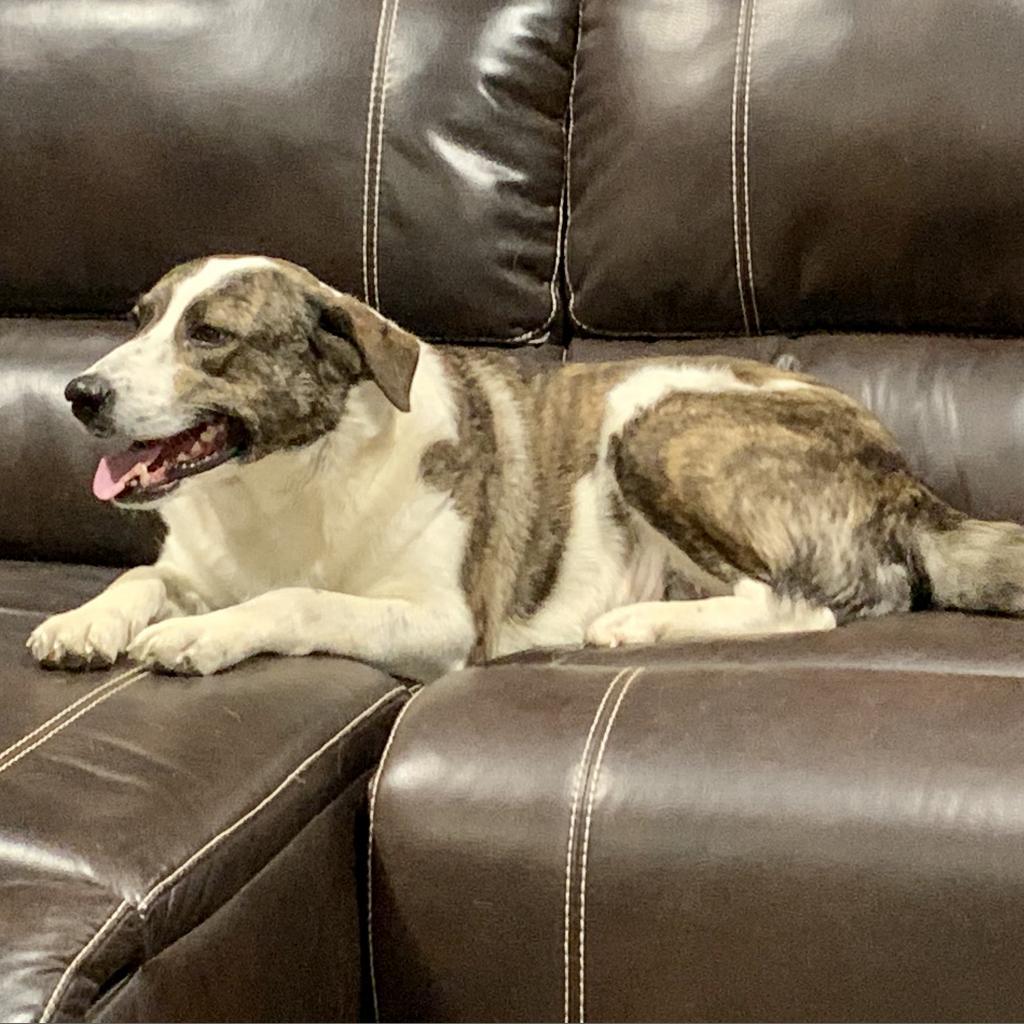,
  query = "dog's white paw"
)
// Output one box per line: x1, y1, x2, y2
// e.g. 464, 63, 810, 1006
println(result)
27, 607, 140, 669
128, 615, 250, 676
585, 605, 663, 648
